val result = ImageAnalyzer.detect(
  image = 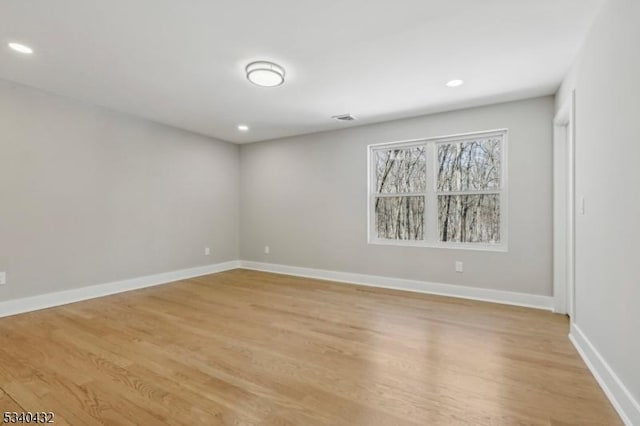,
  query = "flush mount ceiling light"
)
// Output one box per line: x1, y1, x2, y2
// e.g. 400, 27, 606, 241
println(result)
446, 79, 464, 88
246, 61, 285, 87
237, 124, 249, 132
8, 42, 33, 54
